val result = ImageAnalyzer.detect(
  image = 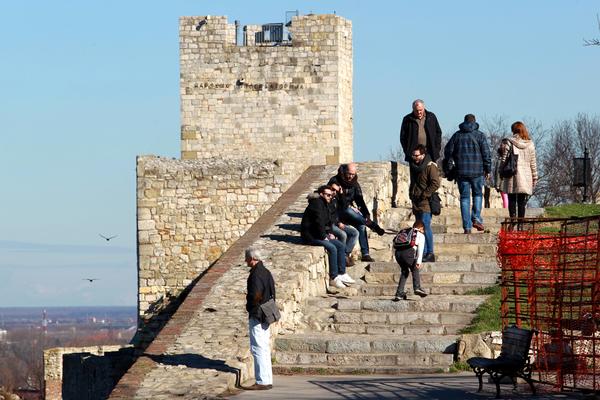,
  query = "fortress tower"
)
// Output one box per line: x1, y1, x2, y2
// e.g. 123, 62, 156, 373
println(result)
179, 14, 353, 166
